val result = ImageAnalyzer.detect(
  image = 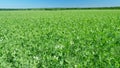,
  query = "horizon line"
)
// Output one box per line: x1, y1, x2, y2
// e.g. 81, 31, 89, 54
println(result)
0, 6, 120, 9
